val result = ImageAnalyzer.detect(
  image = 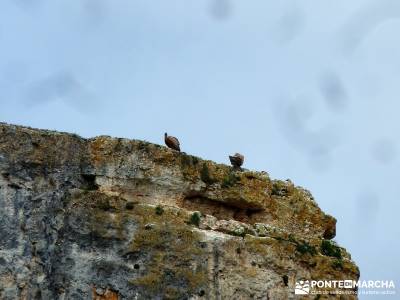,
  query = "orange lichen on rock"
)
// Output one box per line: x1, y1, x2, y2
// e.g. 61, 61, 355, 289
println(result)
92, 287, 119, 300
